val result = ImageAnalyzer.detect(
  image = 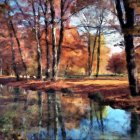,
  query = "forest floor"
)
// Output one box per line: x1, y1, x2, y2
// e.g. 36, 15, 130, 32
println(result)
0, 75, 140, 113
